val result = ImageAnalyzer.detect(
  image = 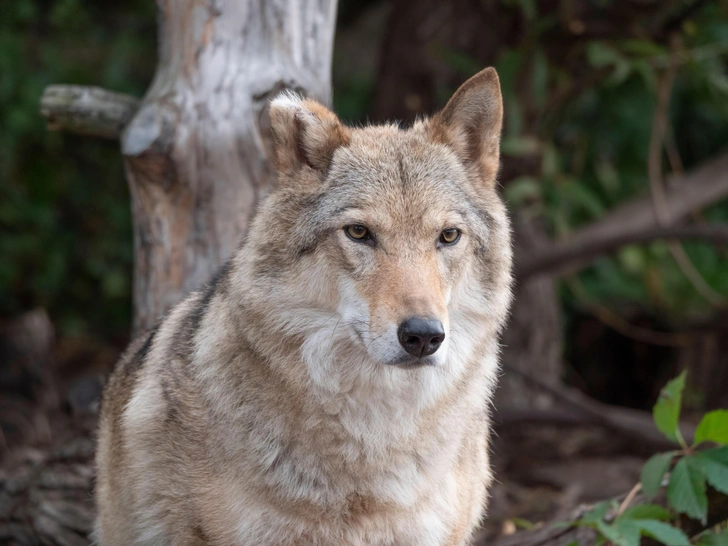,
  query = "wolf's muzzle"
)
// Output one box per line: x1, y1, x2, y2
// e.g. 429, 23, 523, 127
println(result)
397, 318, 445, 358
